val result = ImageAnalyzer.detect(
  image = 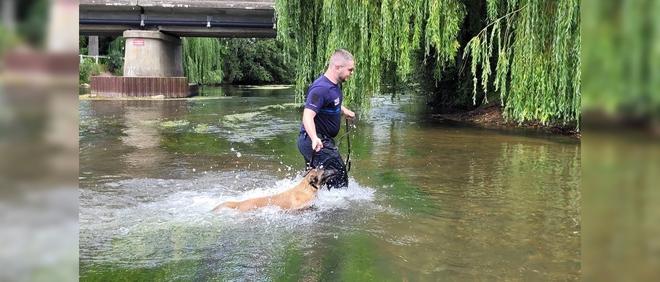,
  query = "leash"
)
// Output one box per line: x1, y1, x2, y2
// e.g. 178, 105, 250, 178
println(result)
344, 118, 352, 173
309, 151, 316, 170
307, 119, 354, 173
